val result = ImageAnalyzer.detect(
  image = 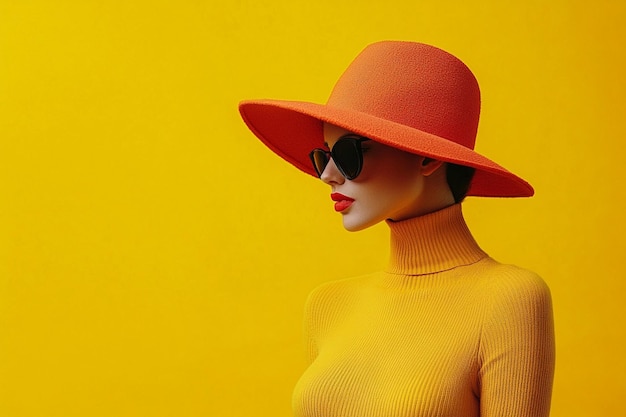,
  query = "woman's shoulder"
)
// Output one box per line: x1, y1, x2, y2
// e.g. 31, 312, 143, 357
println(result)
472, 259, 552, 318
475, 259, 550, 296
305, 272, 380, 311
